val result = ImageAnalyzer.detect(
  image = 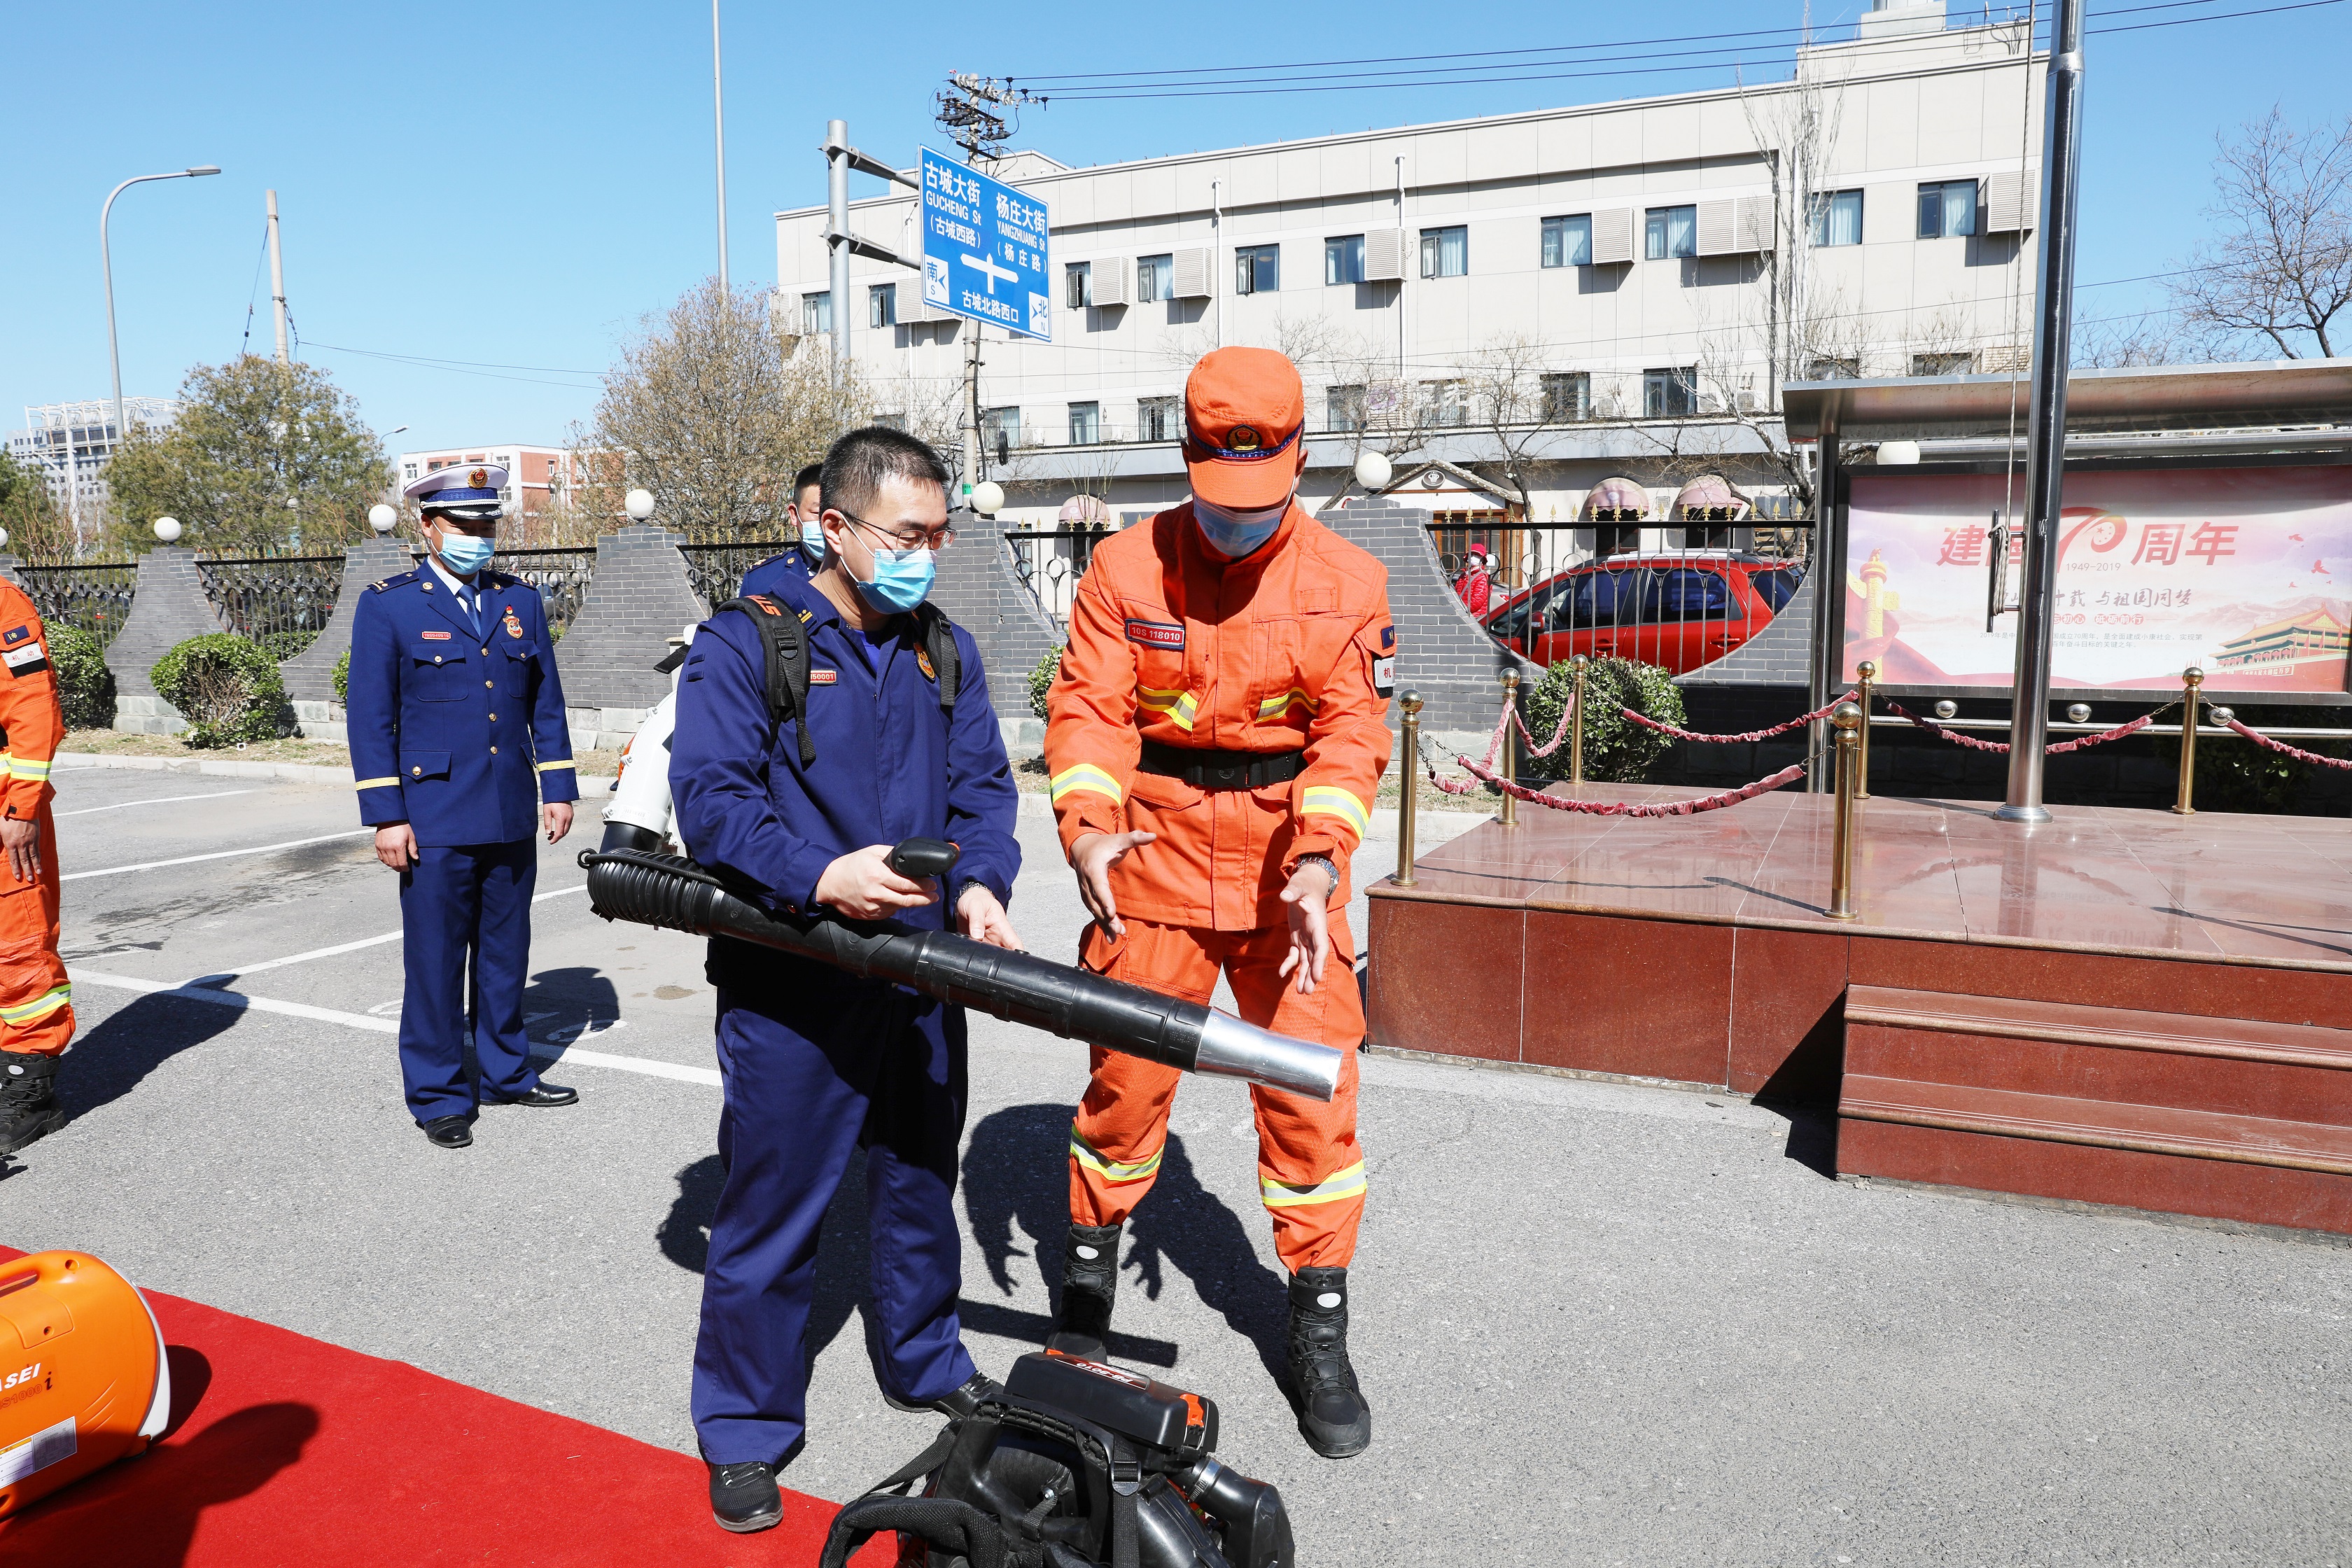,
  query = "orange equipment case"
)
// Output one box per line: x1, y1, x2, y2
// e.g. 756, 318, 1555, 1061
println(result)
0, 1251, 171, 1518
